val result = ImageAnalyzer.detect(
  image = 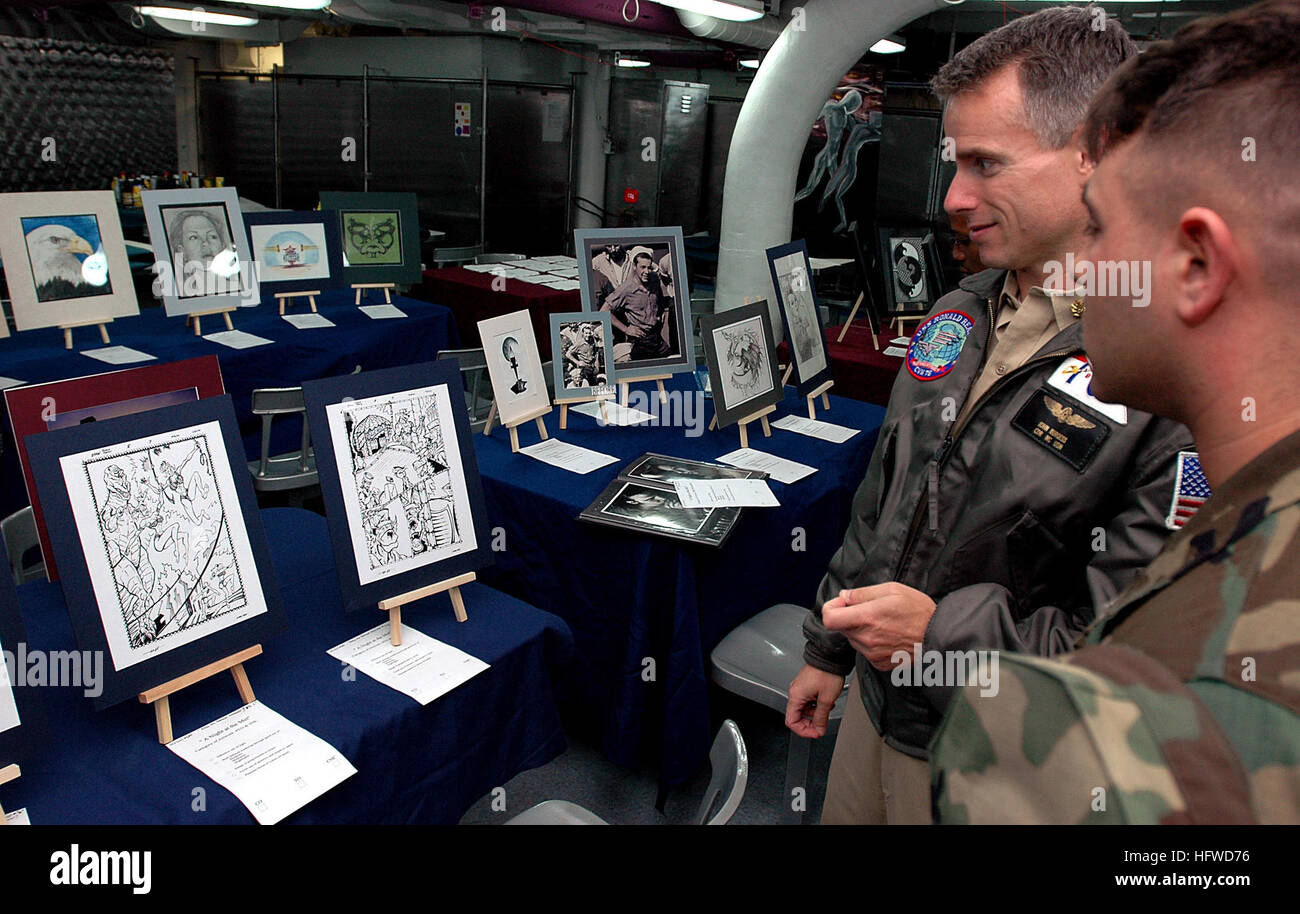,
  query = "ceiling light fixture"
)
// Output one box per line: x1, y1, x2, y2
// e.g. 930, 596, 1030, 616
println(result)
652, 0, 764, 23
615, 54, 652, 68
137, 6, 259, 26
739, 57, 760, 69
870, 35, 906, 54
230, 0, 331, 9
